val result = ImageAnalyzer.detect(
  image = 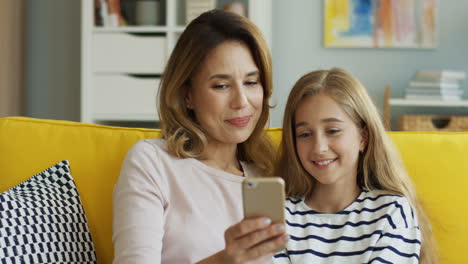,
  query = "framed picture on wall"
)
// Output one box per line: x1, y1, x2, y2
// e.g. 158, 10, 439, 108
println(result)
324, 0, 437, 48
